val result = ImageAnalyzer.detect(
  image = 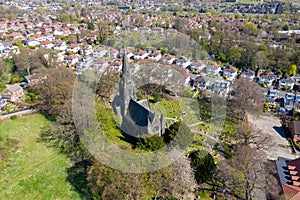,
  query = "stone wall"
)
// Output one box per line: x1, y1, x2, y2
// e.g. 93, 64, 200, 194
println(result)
0, 109, 39, 121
